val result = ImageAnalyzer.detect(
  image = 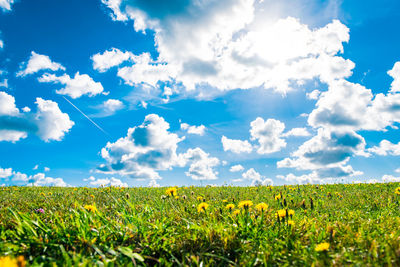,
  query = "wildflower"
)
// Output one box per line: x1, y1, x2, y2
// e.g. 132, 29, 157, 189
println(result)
315, 242, 330, 252
48, 192, 52, 196
175, 196, 180, 200
233, 209, 241, 216
255, 203, 268, 212
90, 194, 95, 199
35, 208, 45, 214
84, 205, 98, 213
165, 187, 177, 197
275, 194, 281, 200
226, 204, 235, 211
0, 255, 25, 267
288, 220, 295, 226
197, 196, 203, 201
40, 192, 46, 197
238, 200, 253, 209
182, 195, 187, 200
395, 187, 400, 195
222, 199, 228, 203
197, 202, 209, 213
277, 209, 286, 218
288, 209, 295, 216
